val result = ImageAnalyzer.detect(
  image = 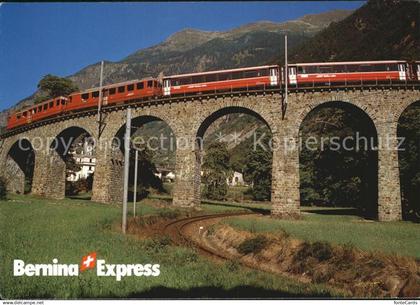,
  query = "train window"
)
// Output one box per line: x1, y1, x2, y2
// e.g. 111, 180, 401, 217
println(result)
360, 65, 372, 72
346, 65, 358, 73
263, 69, 270, 76
319, 66, 332, 73
244, 70, 258, 78
43, 104, 48, 110
231, 72, 243, 80
56, 100, 60, 106
127, 84, 134, 91
147, 80, 153, 88
17, 113, 22, 119
23, 112, 27, 117
118, 86, 125, 93
61, 99, 66, 105
191, 75, 204, 84
49, 101, 54, 108
136, 82, 144, 90
297, 67, 305, 73
333, 65, 346, 73
218, 73, 231, 81
205, 74, 217, 82
153, 81, 158, 87
303, 66, 317, 74
109, 88, 116, 95
38, 106, 42, 112
388, 64, 398, 71
92, 91, 99, 98
82, 93, 89, 100
179, 77, 191, 85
